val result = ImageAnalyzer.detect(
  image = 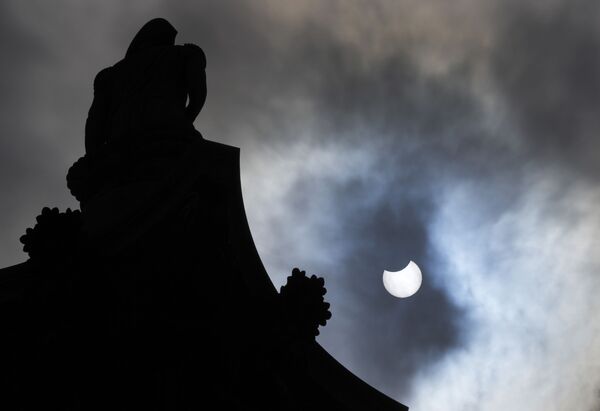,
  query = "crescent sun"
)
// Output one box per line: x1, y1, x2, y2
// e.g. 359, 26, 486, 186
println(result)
382, 261, 423, 298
